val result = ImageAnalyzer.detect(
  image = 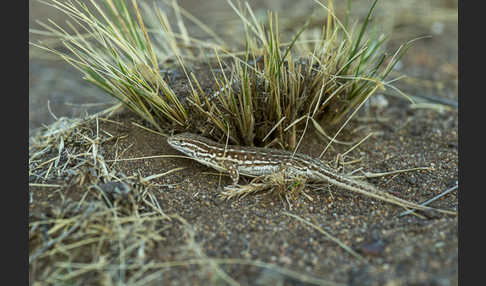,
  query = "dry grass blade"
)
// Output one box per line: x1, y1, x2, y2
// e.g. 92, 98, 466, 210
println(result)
283, 212, 365, 262
140, 167, 186, 183
351, 166, 432, 179
173, 215, 240, 286
29, 183, 63, 188
399, 183, 458, 217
